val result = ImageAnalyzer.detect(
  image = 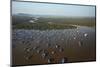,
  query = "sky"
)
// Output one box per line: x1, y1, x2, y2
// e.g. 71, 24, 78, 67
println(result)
12, 1, 95, 17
